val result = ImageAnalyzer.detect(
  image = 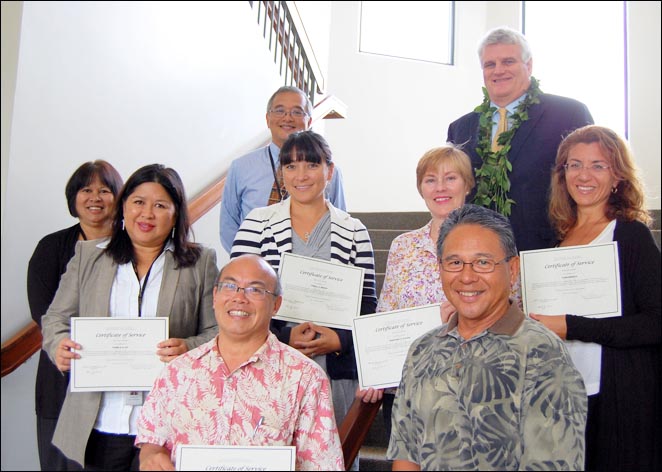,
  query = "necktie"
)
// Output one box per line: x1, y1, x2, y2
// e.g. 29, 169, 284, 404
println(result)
267, 147, 288, 206
267, 177, 288, 206
491, 107, 508, 152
